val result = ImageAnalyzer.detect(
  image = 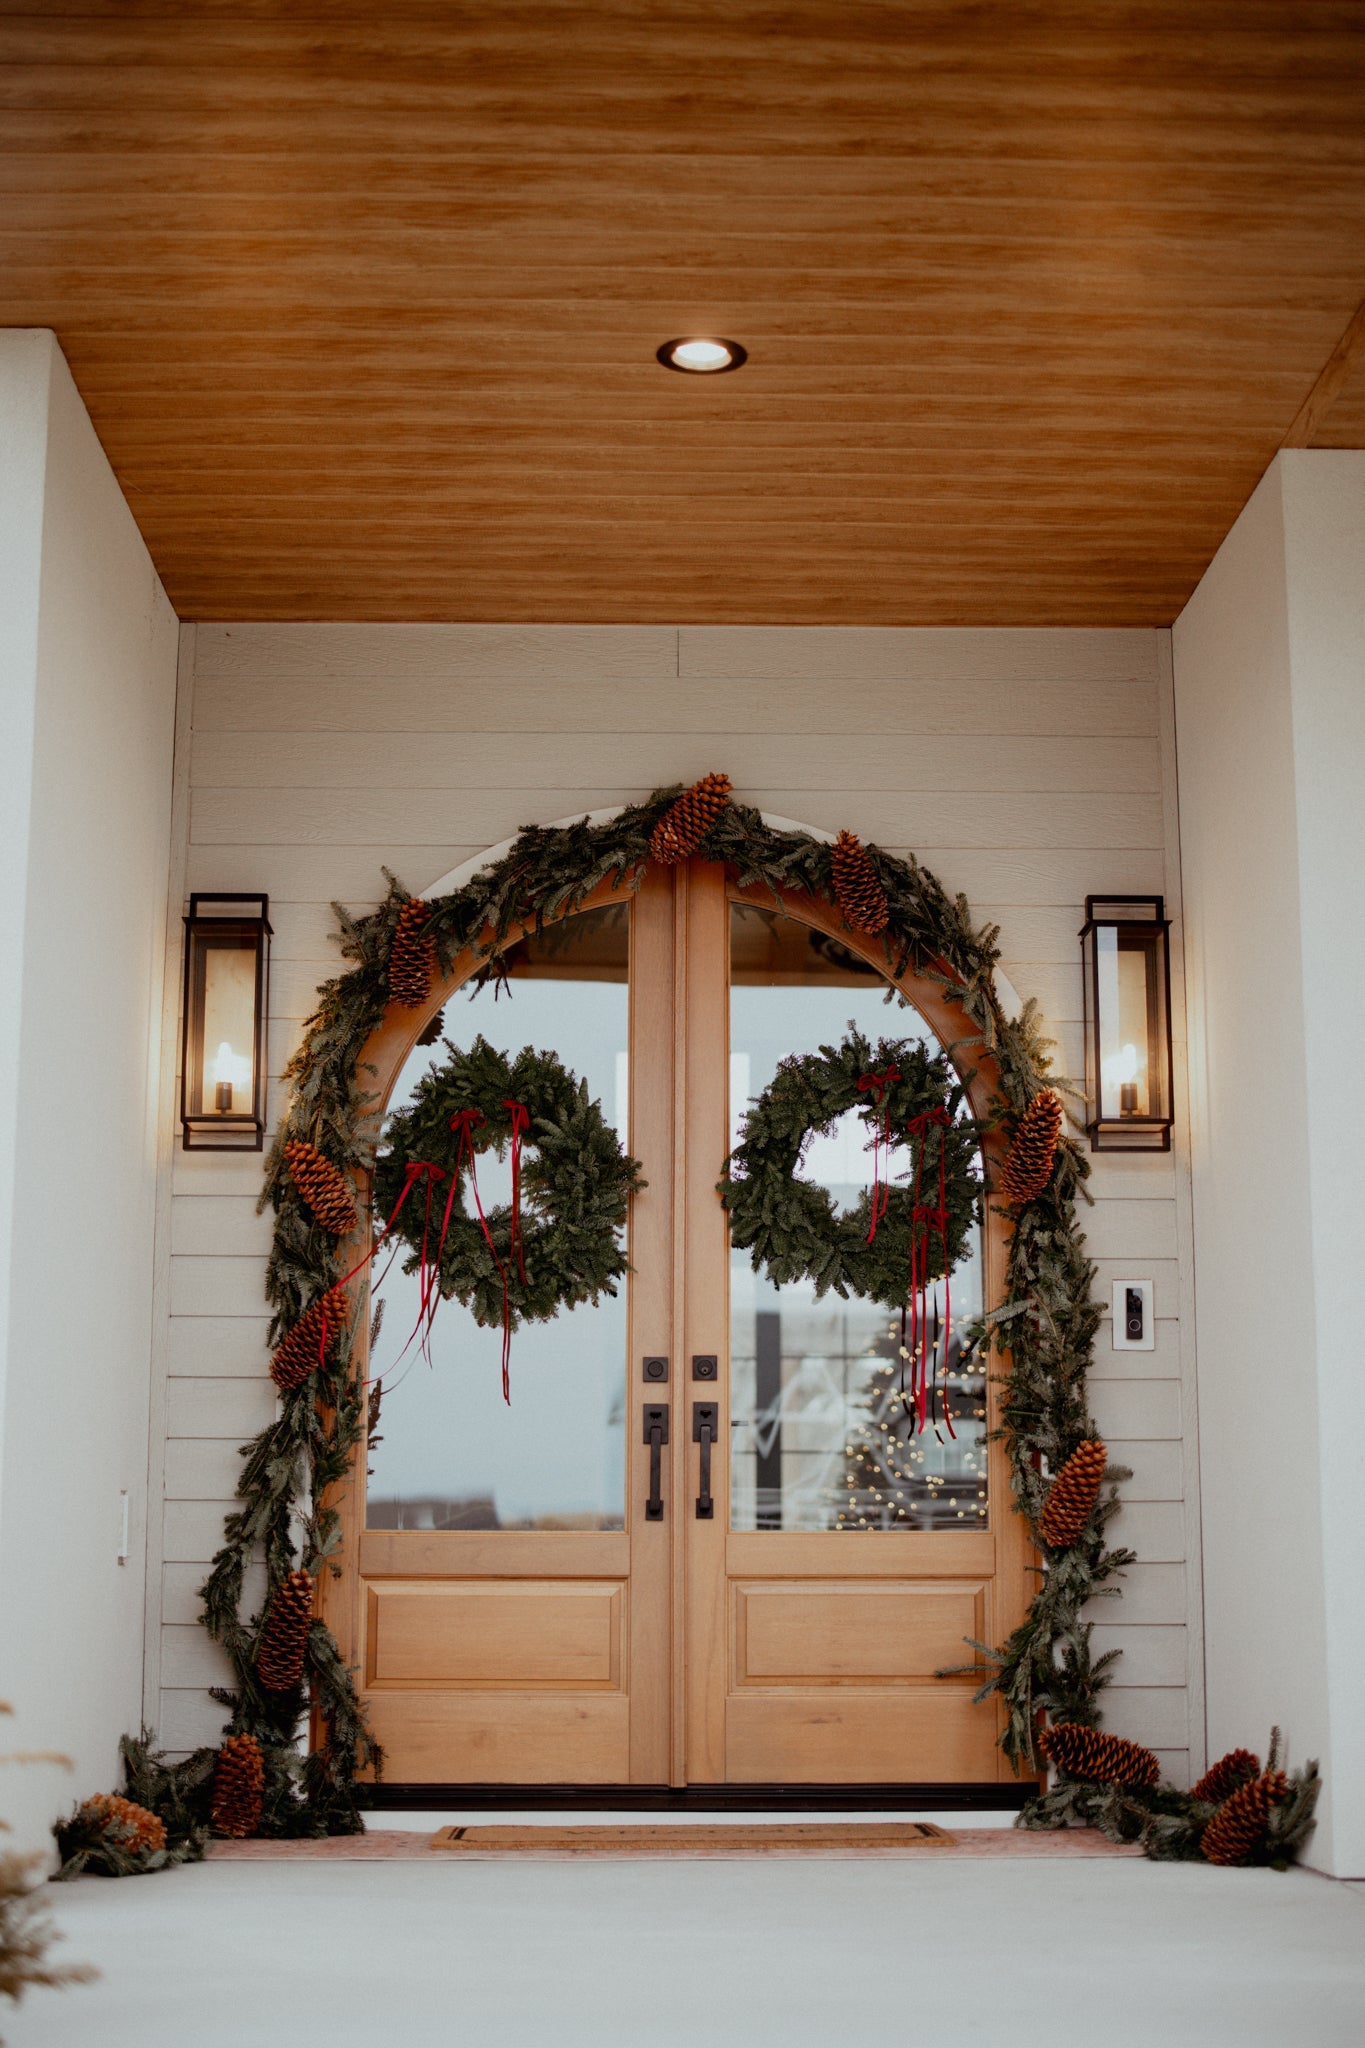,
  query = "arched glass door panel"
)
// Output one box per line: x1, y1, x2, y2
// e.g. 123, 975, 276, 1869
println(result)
728, 901, 988, 1534
365, 902, 630, 1534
